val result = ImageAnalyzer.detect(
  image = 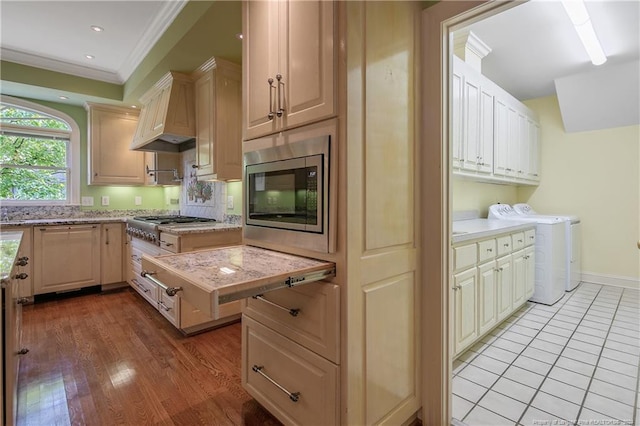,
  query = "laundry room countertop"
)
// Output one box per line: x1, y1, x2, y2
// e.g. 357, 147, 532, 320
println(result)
452, 219, 533, 244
